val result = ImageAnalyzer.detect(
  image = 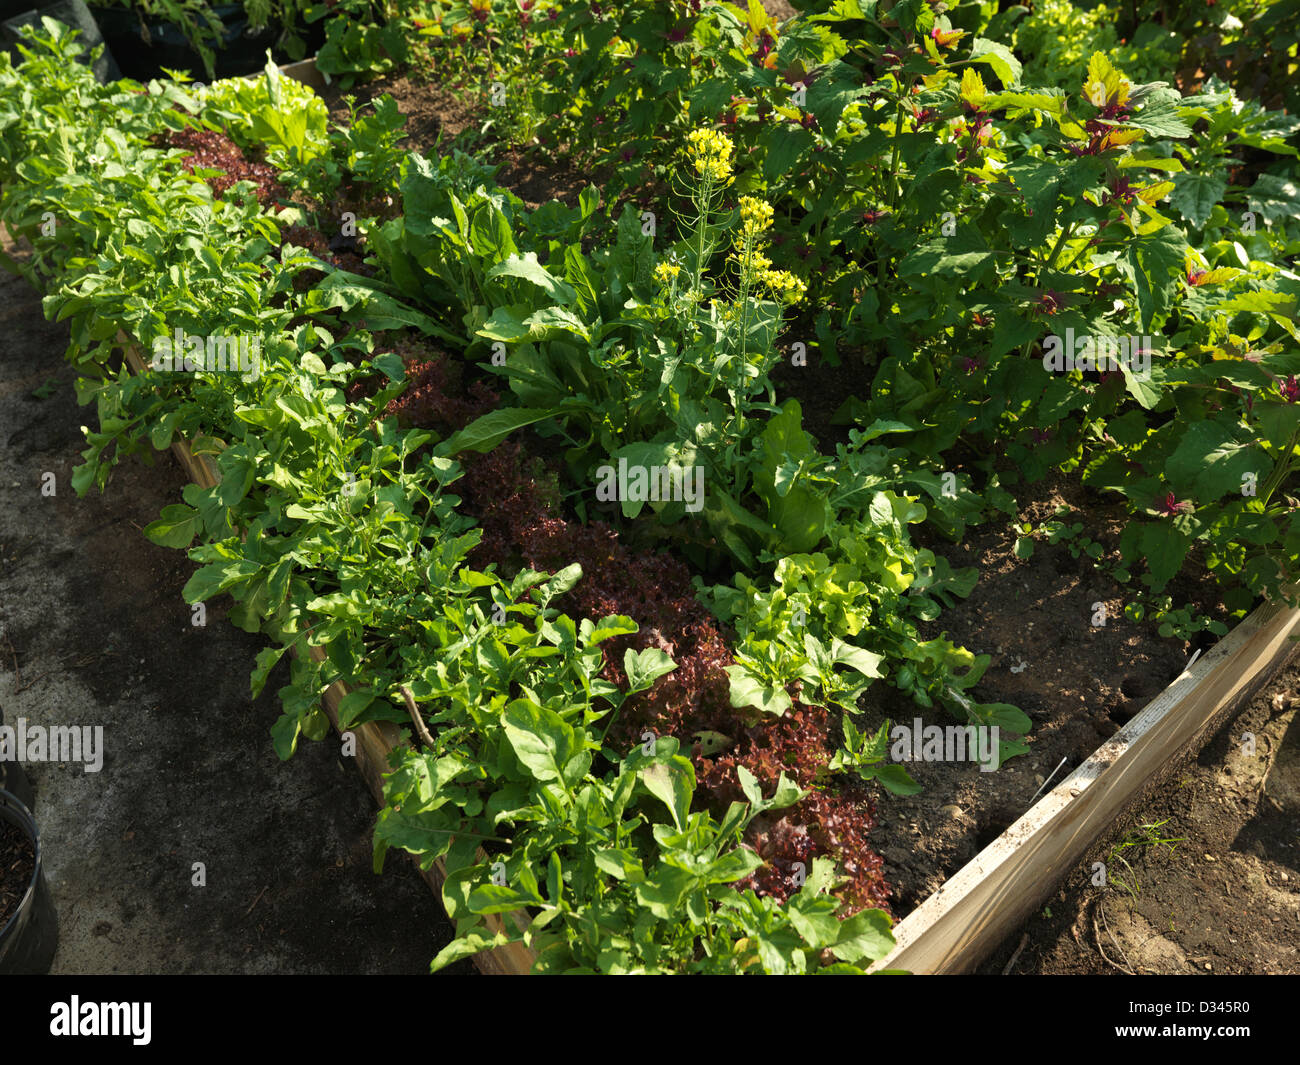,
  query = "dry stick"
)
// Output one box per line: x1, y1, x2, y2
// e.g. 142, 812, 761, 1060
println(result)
1093, 896, 1135, 975
400, 685, 436, 750
1102, 898, 1139, 974
1001, 933, 1030, 975
243, 885, 269, 918
16, 650, 105, 691
1027, 755, 1069, 808
14, 670, 50, 694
